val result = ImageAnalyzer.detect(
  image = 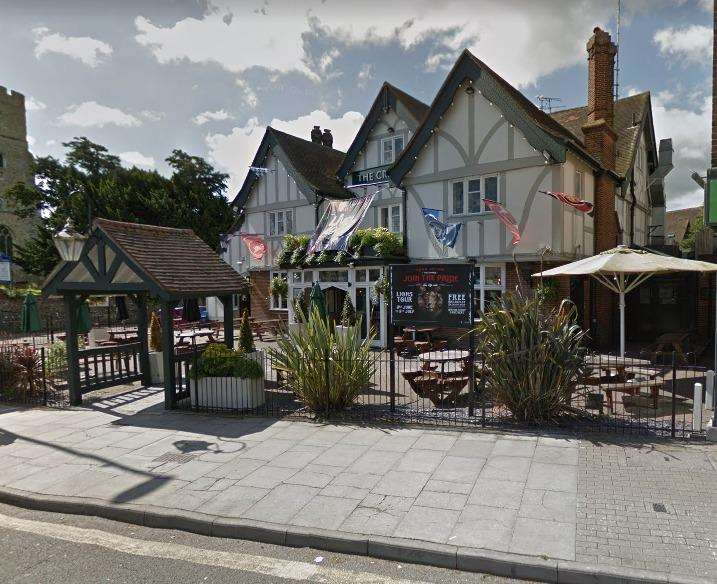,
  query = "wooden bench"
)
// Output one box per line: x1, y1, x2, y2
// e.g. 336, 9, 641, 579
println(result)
597, 379, 664, 410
